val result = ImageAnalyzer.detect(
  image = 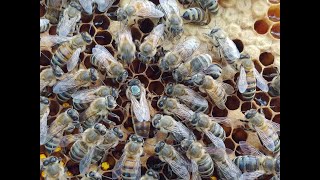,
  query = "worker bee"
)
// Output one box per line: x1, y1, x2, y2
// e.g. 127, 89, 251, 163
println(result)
126, 79, 151, 138
155, 141, 190, 180
40, 66, 64, 93
79, 0, 115, 14
238, 54, 269, 100
72, 85, 119, 111
108, 0, 164, 25
205, 28, 240, 65
159, 0, 184, 39
57, 1, 82, 37
157, 96, 195, 123
80, 96, 118, 130
91, 45, 128, 83
180, 139, 215, 179
116, 27, 136, 65
60, 123, 107, 174
159, 37, 200, 71
51, 32, 92, 72
53, 68, 99, 102
182, 7, 211, 25
192, 73, 234, 110
196, 0, 219, 14
40, 18, 50, 33
172, 53, 212, 82
44, 0, 68, 24
42, 108, 80, 153
165, 83, 208, 112
137, 24, 165, 64
40, 34, 73, 49
40, 96, 50, 145
233, 141, 280, 178
81, 171, 102, 180
190, 112, 229, 148
41, 156, 66, 180
140, 169, 160, 180
242, 109, 280, 153
268, 73, 280, 97
113, 134, 144, 180
152, 114, 196, 142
